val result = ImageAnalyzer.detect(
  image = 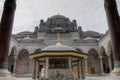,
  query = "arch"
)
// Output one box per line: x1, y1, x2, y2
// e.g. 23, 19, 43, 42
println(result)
16, 49, 29, 74
87, 48, 101, 74
34, 48, 41, 53
107, 41, 112, 54
75, 48, 83, 53
100, 46, 109, 73
9, 46, 17, 56
107, 41, 114, 71
100, 46, 106, 55
8, 47, 16, 73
